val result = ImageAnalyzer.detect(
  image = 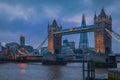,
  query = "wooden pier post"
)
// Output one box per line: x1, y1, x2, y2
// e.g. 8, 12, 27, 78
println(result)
82, 59, 95, 80
82, 59, 85, 80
